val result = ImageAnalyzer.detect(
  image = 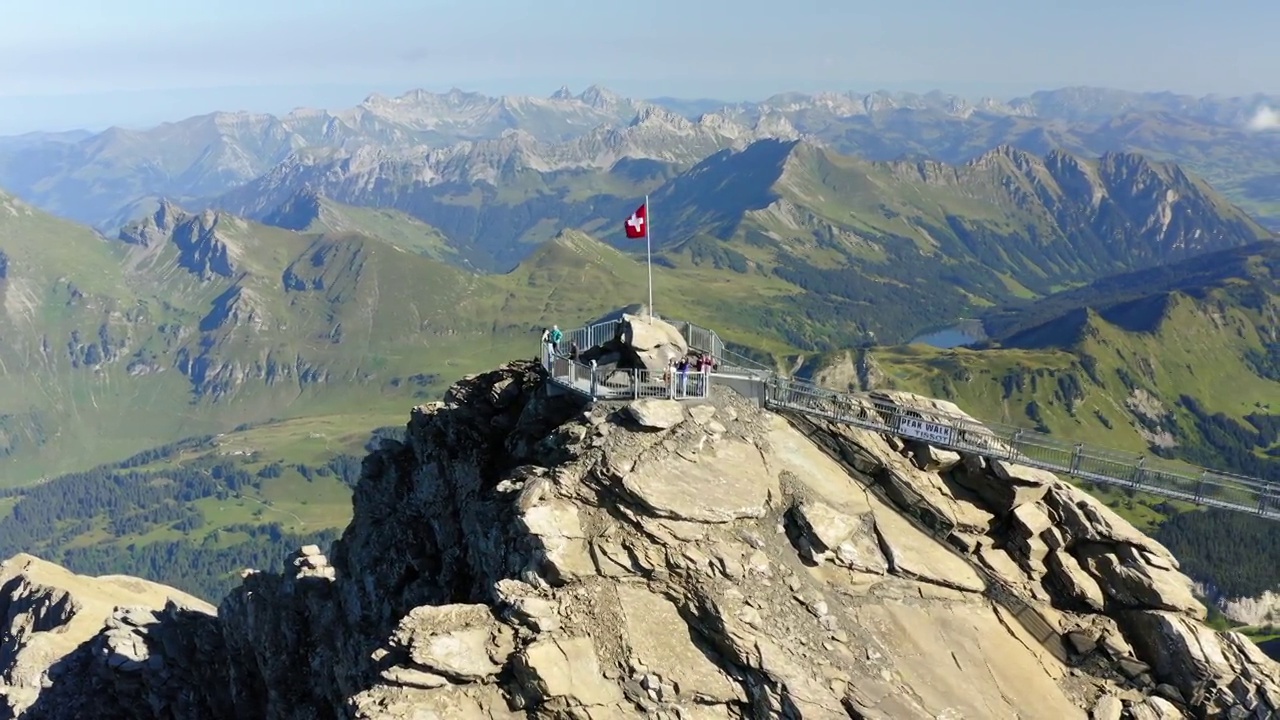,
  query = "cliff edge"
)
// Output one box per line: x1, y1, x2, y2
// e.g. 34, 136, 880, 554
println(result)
2, 360, 1277, 719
